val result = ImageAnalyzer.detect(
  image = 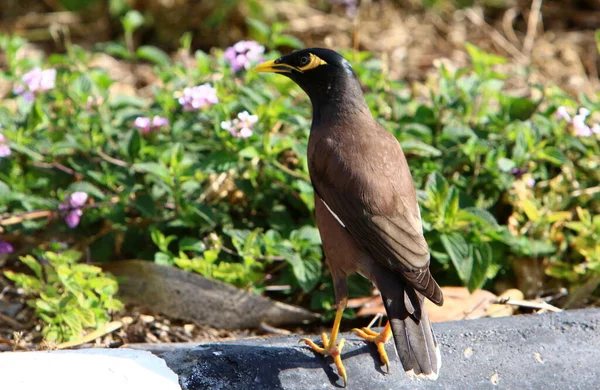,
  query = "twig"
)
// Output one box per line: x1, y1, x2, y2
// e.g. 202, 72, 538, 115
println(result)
197, 172, 228, 203
0, 210, 53, 227
494, 298, 562, 312
96, 149, 130, 168
0, 335, 30, 351
465, 8, 528, 64
523, 0, 544, 60
367, 313, 383, 329
462, 298, 489, 320
272, 160, 310, 181
0, 312, 28, 330
571, 186, 600, 197
260, 321, 291, 336
502, 8, 521, 49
